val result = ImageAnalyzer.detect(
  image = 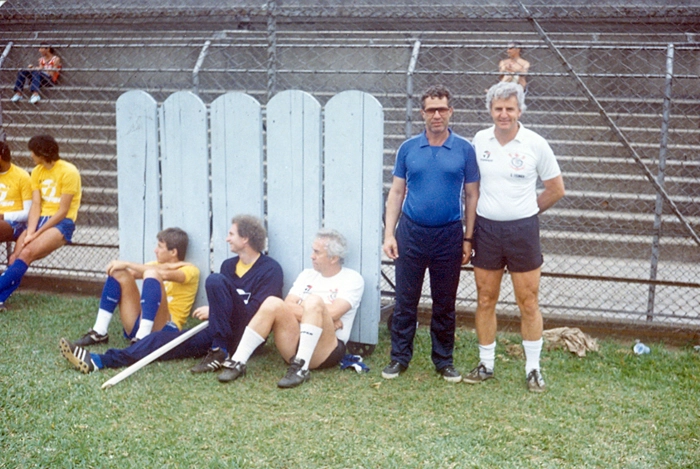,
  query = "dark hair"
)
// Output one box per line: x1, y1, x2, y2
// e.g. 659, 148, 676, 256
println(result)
157, 227, 189, 261
421, 85, 452, 109
231, 214, 267, 253
28, 135, 60, 162
40, 43, 56, 55
0, 142, 11, 163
